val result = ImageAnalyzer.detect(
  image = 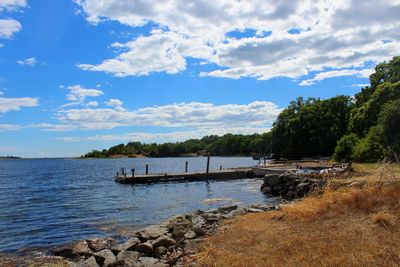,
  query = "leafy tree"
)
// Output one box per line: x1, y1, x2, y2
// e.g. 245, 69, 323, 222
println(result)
352, 126, 385, 163
333, 134, 360, 162
379, 99, 400, 161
